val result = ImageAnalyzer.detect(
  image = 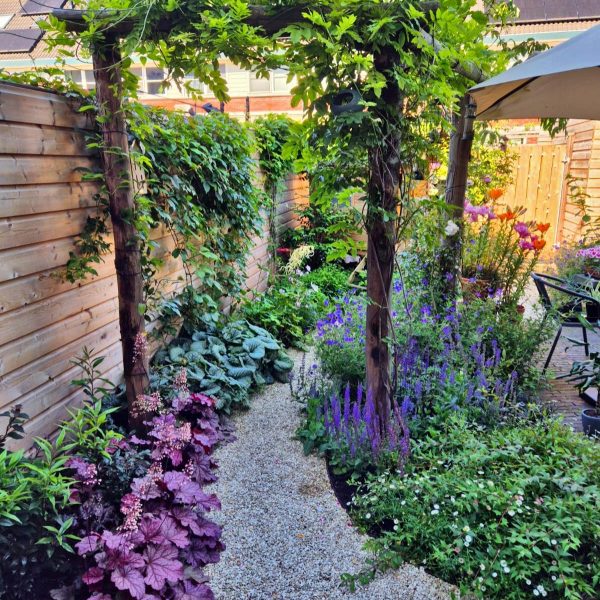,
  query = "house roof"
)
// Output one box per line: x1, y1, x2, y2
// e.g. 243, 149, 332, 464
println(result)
514, 0, 600, 23
0, 0, 68, 61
